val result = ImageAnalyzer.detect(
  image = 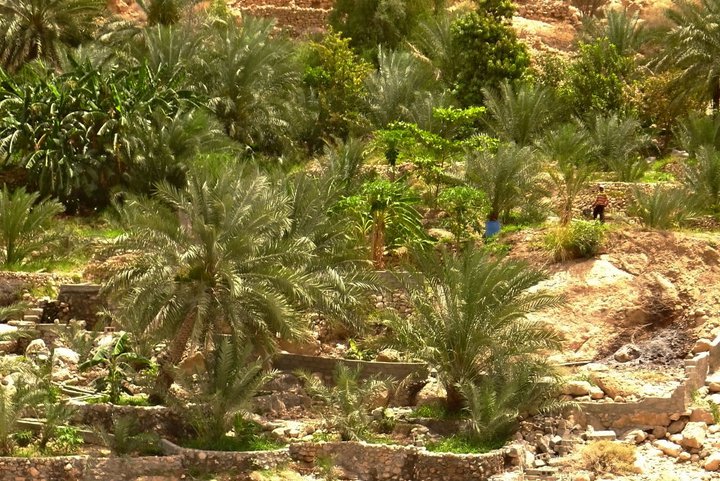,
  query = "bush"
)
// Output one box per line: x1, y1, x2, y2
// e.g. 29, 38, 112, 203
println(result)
544, 220, 606, 261
426, 434, 494, 454
580, 441, 637, 475
628, 186, 694, 229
